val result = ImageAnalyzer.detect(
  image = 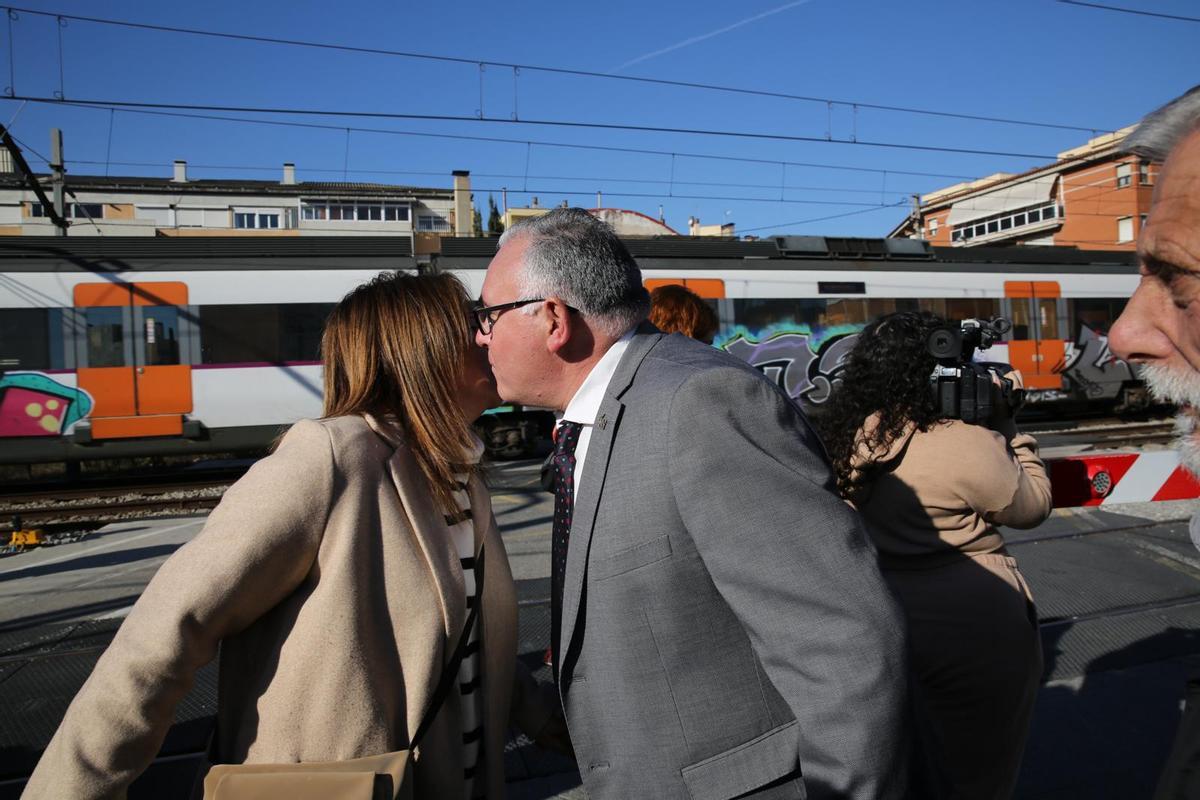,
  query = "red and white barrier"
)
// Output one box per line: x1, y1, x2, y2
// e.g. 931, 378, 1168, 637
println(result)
1047, 451, 1200, 507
